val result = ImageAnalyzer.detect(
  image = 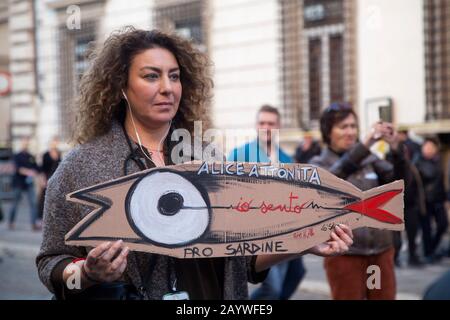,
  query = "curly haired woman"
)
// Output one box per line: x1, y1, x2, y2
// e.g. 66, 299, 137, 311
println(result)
36, 27, 353, 300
